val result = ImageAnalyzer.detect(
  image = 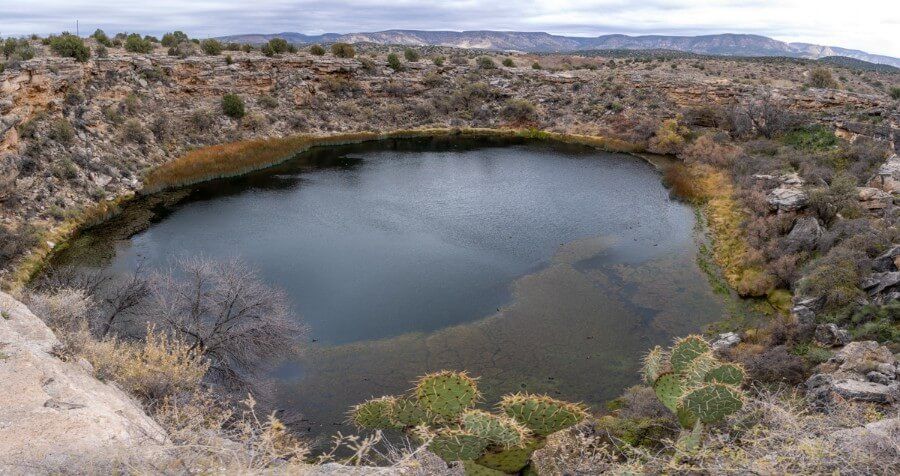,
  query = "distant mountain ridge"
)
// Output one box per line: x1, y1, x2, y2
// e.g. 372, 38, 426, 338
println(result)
217, 30, 900, 67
